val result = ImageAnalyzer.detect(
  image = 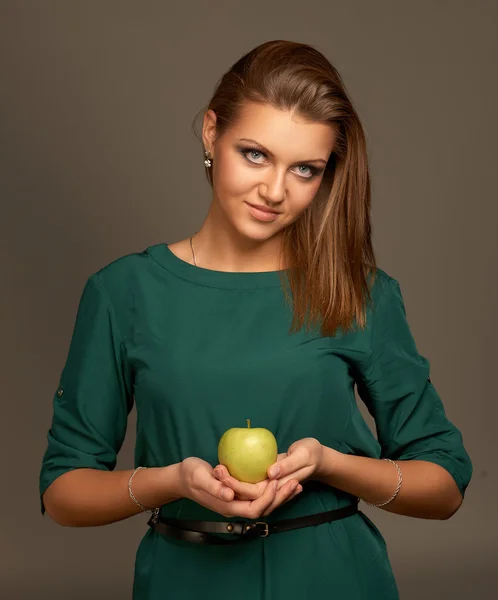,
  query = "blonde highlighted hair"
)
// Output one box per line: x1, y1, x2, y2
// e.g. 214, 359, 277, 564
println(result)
192, 40, 377, 337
